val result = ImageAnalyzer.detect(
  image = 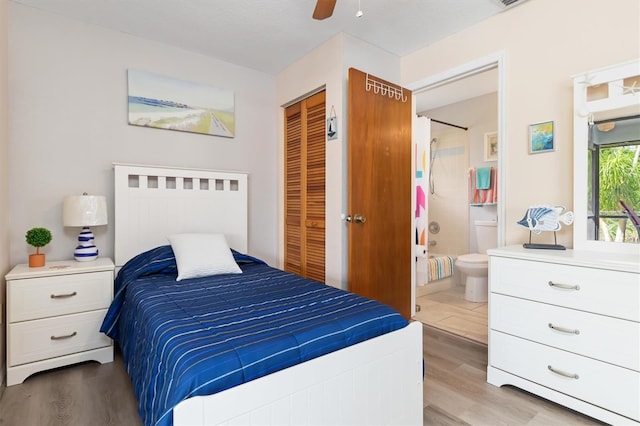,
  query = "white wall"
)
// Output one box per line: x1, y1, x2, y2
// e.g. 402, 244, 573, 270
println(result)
402, 0, 640, 248
426, 125, 470, 257
8, 4, 278, 265
427, 92, 498, 254
275, 33, 400, 289
0, 0, 9, 388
